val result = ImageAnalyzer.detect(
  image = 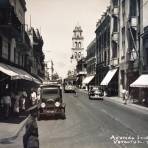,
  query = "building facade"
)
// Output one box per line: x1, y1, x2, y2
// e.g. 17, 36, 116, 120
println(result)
95, 0, 142, 97
118, 0, 141, 97
86, 38, 96, 75
82, 38, 96, 88
76, 57, 87, 88
0, 0, 45, 94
